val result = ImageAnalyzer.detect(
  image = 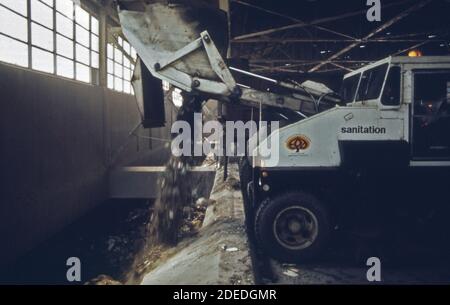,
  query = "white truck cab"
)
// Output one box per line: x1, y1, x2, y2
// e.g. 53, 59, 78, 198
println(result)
243, 56, 450, 262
